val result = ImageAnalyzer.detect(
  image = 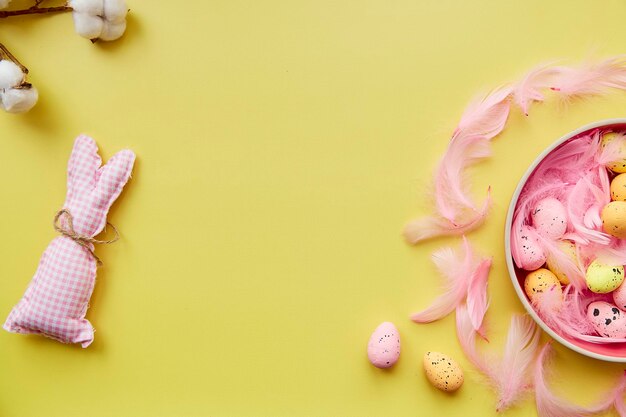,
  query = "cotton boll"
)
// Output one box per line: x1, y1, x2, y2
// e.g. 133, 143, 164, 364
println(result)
72, 12, 104, 40
0, 86, 38, 113
0, 0, 11, 9
69, 0, 103, 16
99, 20, 126, 41
103, 0, 127, 22
0, 60, 24, 90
